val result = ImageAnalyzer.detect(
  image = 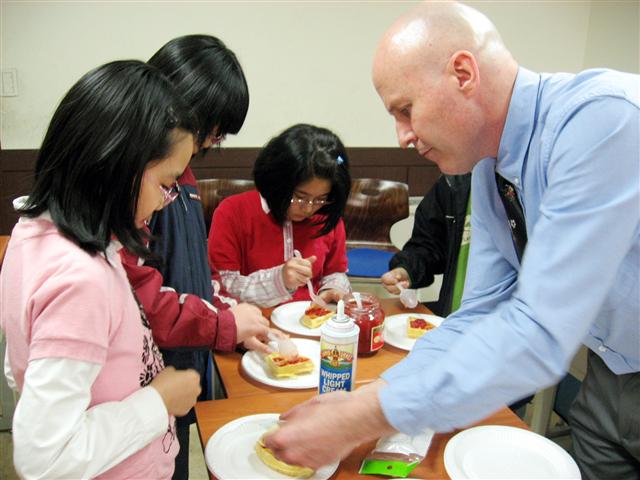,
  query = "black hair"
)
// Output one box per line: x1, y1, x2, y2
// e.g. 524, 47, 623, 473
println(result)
253, 124, 351, 236
148, 34, 249, 149
19, 60, 198, 259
